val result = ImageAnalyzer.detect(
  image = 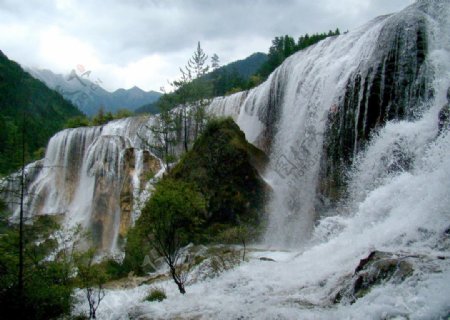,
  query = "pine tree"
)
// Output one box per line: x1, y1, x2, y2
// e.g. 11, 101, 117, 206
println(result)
211, 53, 220, 70
171, 42, 212, 151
